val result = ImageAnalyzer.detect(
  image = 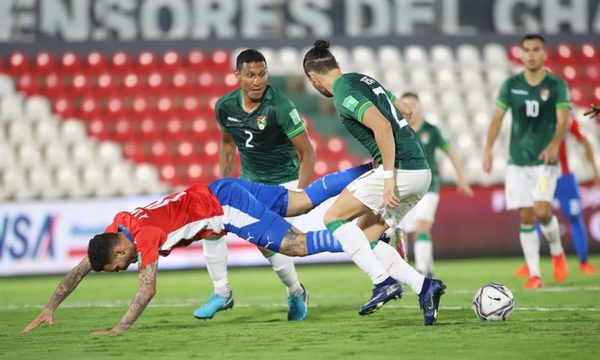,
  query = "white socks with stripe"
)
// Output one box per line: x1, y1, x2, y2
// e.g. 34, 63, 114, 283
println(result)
520, 225, 541, 277
267, 252, 303, 296
373, 241, 425, 294
202, 237, 231, 296
540, 215, 564, 256
332, 222, 389, 284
